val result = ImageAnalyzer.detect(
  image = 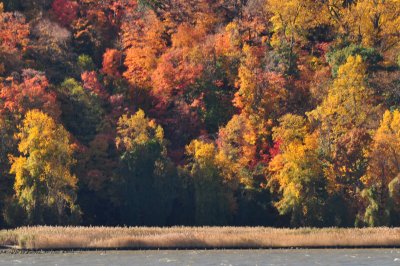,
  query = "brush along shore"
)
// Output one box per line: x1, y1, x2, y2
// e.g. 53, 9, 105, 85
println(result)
0, 227, 399, 251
